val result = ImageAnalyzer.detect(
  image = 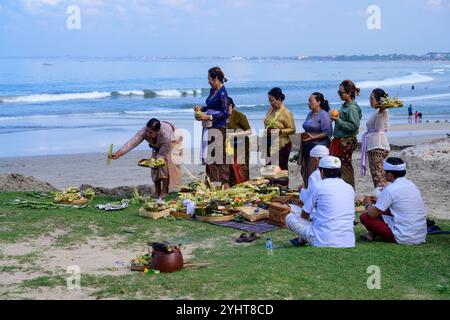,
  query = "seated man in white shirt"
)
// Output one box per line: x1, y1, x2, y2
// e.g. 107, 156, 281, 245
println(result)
286, 156, 356, 248
360, 157, 427, 245
299, 145, 329, 204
